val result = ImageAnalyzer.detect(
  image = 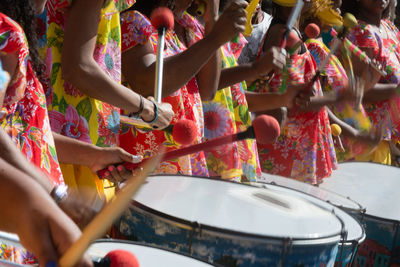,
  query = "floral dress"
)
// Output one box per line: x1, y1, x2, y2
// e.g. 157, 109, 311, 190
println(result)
249, 41, 337, 184
348, 19, 400, 143
0, 12, 59, 264
119, 10, 208, 176
45, 0, 135, 199
306, 38, 372, 162
201, 35, 261, 182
